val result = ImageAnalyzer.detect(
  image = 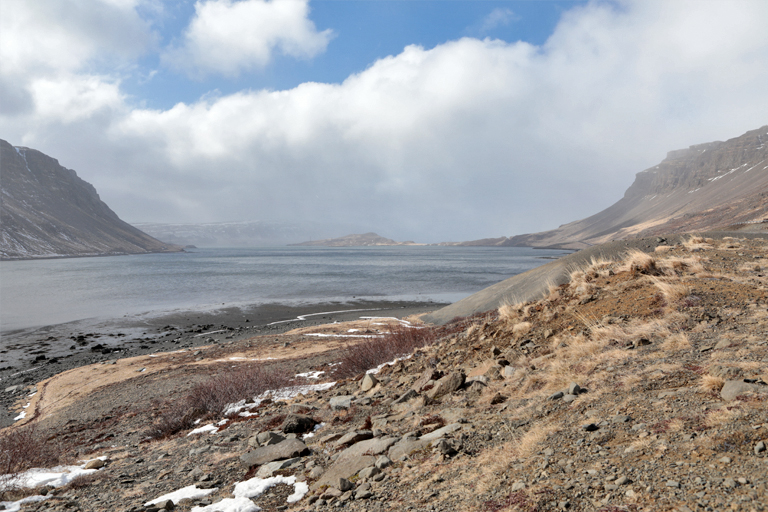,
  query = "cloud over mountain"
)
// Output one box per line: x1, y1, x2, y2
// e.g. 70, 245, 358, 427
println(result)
2, 0, 768, 242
